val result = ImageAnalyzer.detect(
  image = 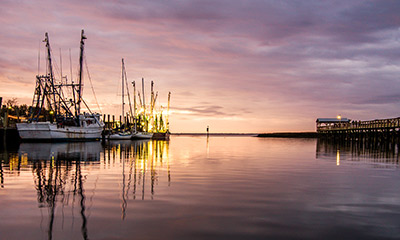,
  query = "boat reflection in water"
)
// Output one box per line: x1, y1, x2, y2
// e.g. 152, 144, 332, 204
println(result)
18, 142, 102, 240
6, 140, 170, 239
316, 138, 400, 165
102, 140, 171, 219
19, 141, 102, 161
